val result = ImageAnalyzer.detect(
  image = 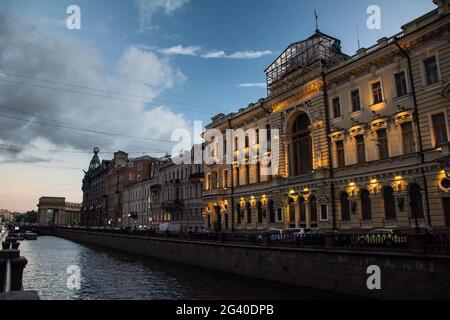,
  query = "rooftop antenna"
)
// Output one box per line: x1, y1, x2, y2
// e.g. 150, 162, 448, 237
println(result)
357, 24, 361, 49
315, 9, 319, 32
